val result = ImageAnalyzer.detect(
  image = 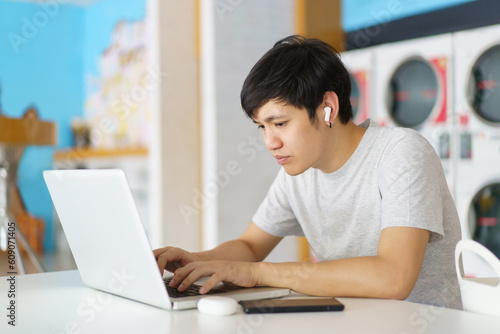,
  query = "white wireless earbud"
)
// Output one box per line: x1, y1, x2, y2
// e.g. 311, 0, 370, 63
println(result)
324, 106, 332, 122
